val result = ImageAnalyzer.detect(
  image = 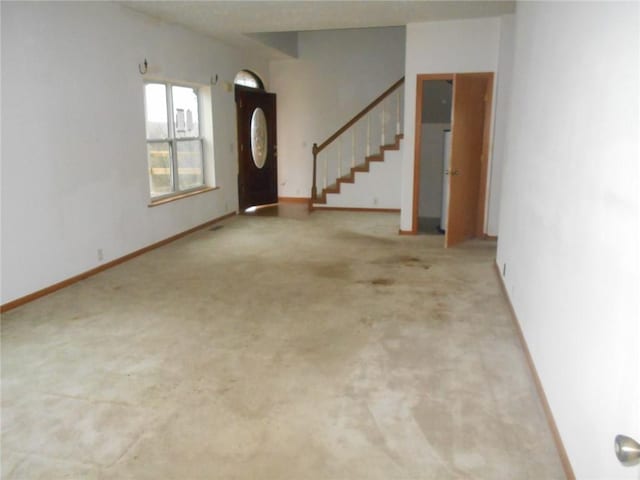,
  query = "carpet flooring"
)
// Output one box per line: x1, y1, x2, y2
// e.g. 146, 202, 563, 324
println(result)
1, 210, 564, 479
